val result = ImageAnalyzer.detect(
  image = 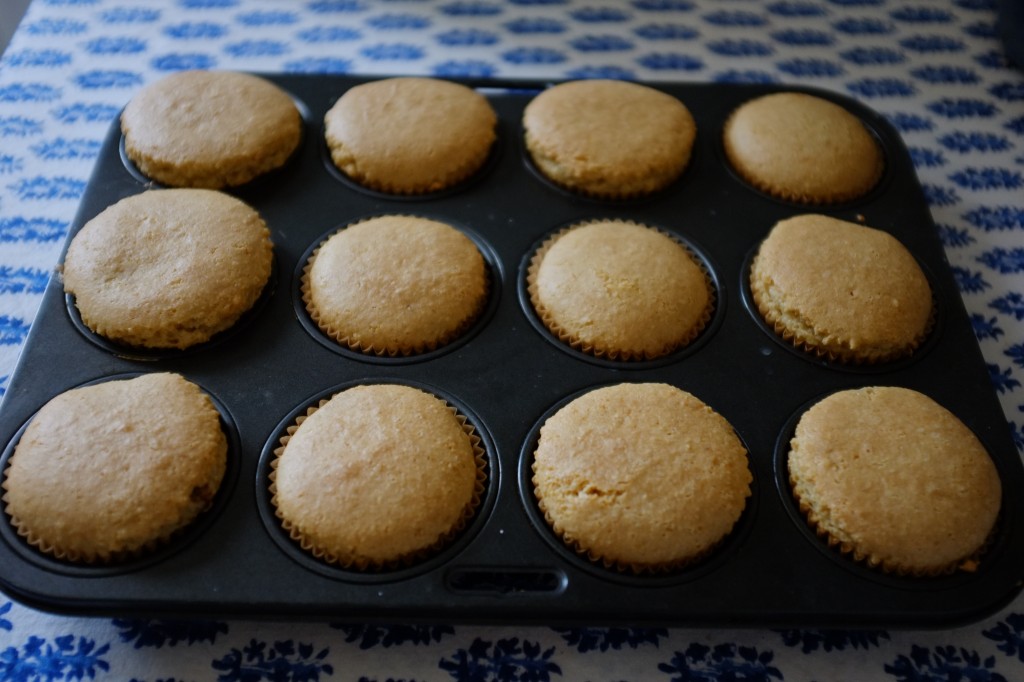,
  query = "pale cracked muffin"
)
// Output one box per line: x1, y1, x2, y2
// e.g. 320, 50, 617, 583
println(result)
270, 384, 485, 570
532, 382, 752, 573
788, 386, 1002, 576
723, 92, 884, 204
62, 189, 274, 350
1, 373, 227, 564
527, 219, 713, 361
324, 77, 497, 194
121, 70, 303, 189
302, 215, 488, 356
523, 79, 697, 199
749, 214, 932, 364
